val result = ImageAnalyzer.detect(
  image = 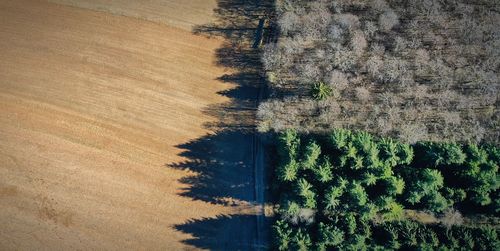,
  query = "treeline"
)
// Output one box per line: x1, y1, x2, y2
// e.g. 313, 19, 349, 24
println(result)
272, 129, 499, 250
258, 0, 499, 144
